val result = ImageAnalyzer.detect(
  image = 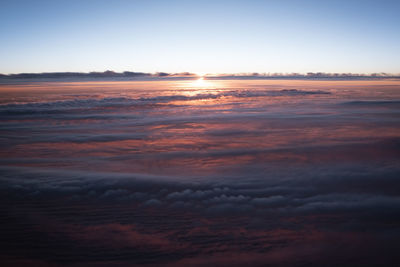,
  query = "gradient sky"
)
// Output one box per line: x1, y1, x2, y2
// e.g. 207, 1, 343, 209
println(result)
1, 0, 399, 74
